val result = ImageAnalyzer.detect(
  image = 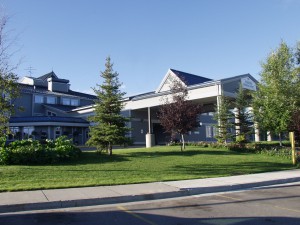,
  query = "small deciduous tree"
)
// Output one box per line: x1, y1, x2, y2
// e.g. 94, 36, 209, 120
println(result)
158, 79, 202, 151
252, 41, 299, 146
0, 13, 20, 135
87, 57, 130, 156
